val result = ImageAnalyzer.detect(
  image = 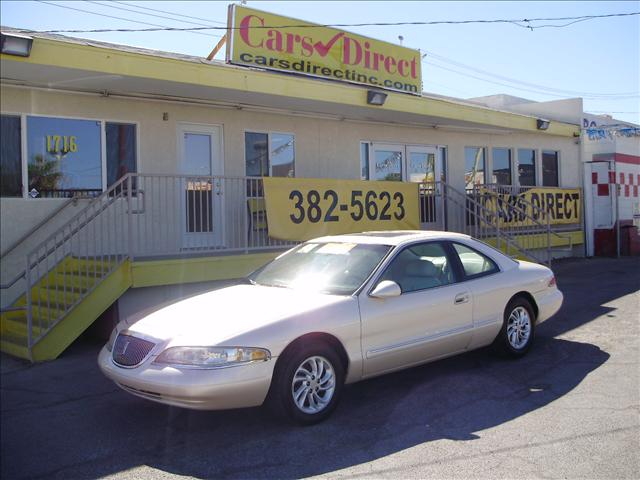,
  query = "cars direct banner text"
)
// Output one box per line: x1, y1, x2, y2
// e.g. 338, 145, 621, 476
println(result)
476, 188, 582, 226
